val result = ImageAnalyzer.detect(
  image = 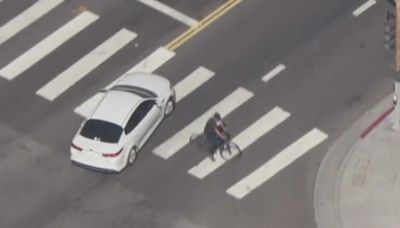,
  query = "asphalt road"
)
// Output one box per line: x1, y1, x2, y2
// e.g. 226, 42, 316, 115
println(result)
0, 0, 393, 227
